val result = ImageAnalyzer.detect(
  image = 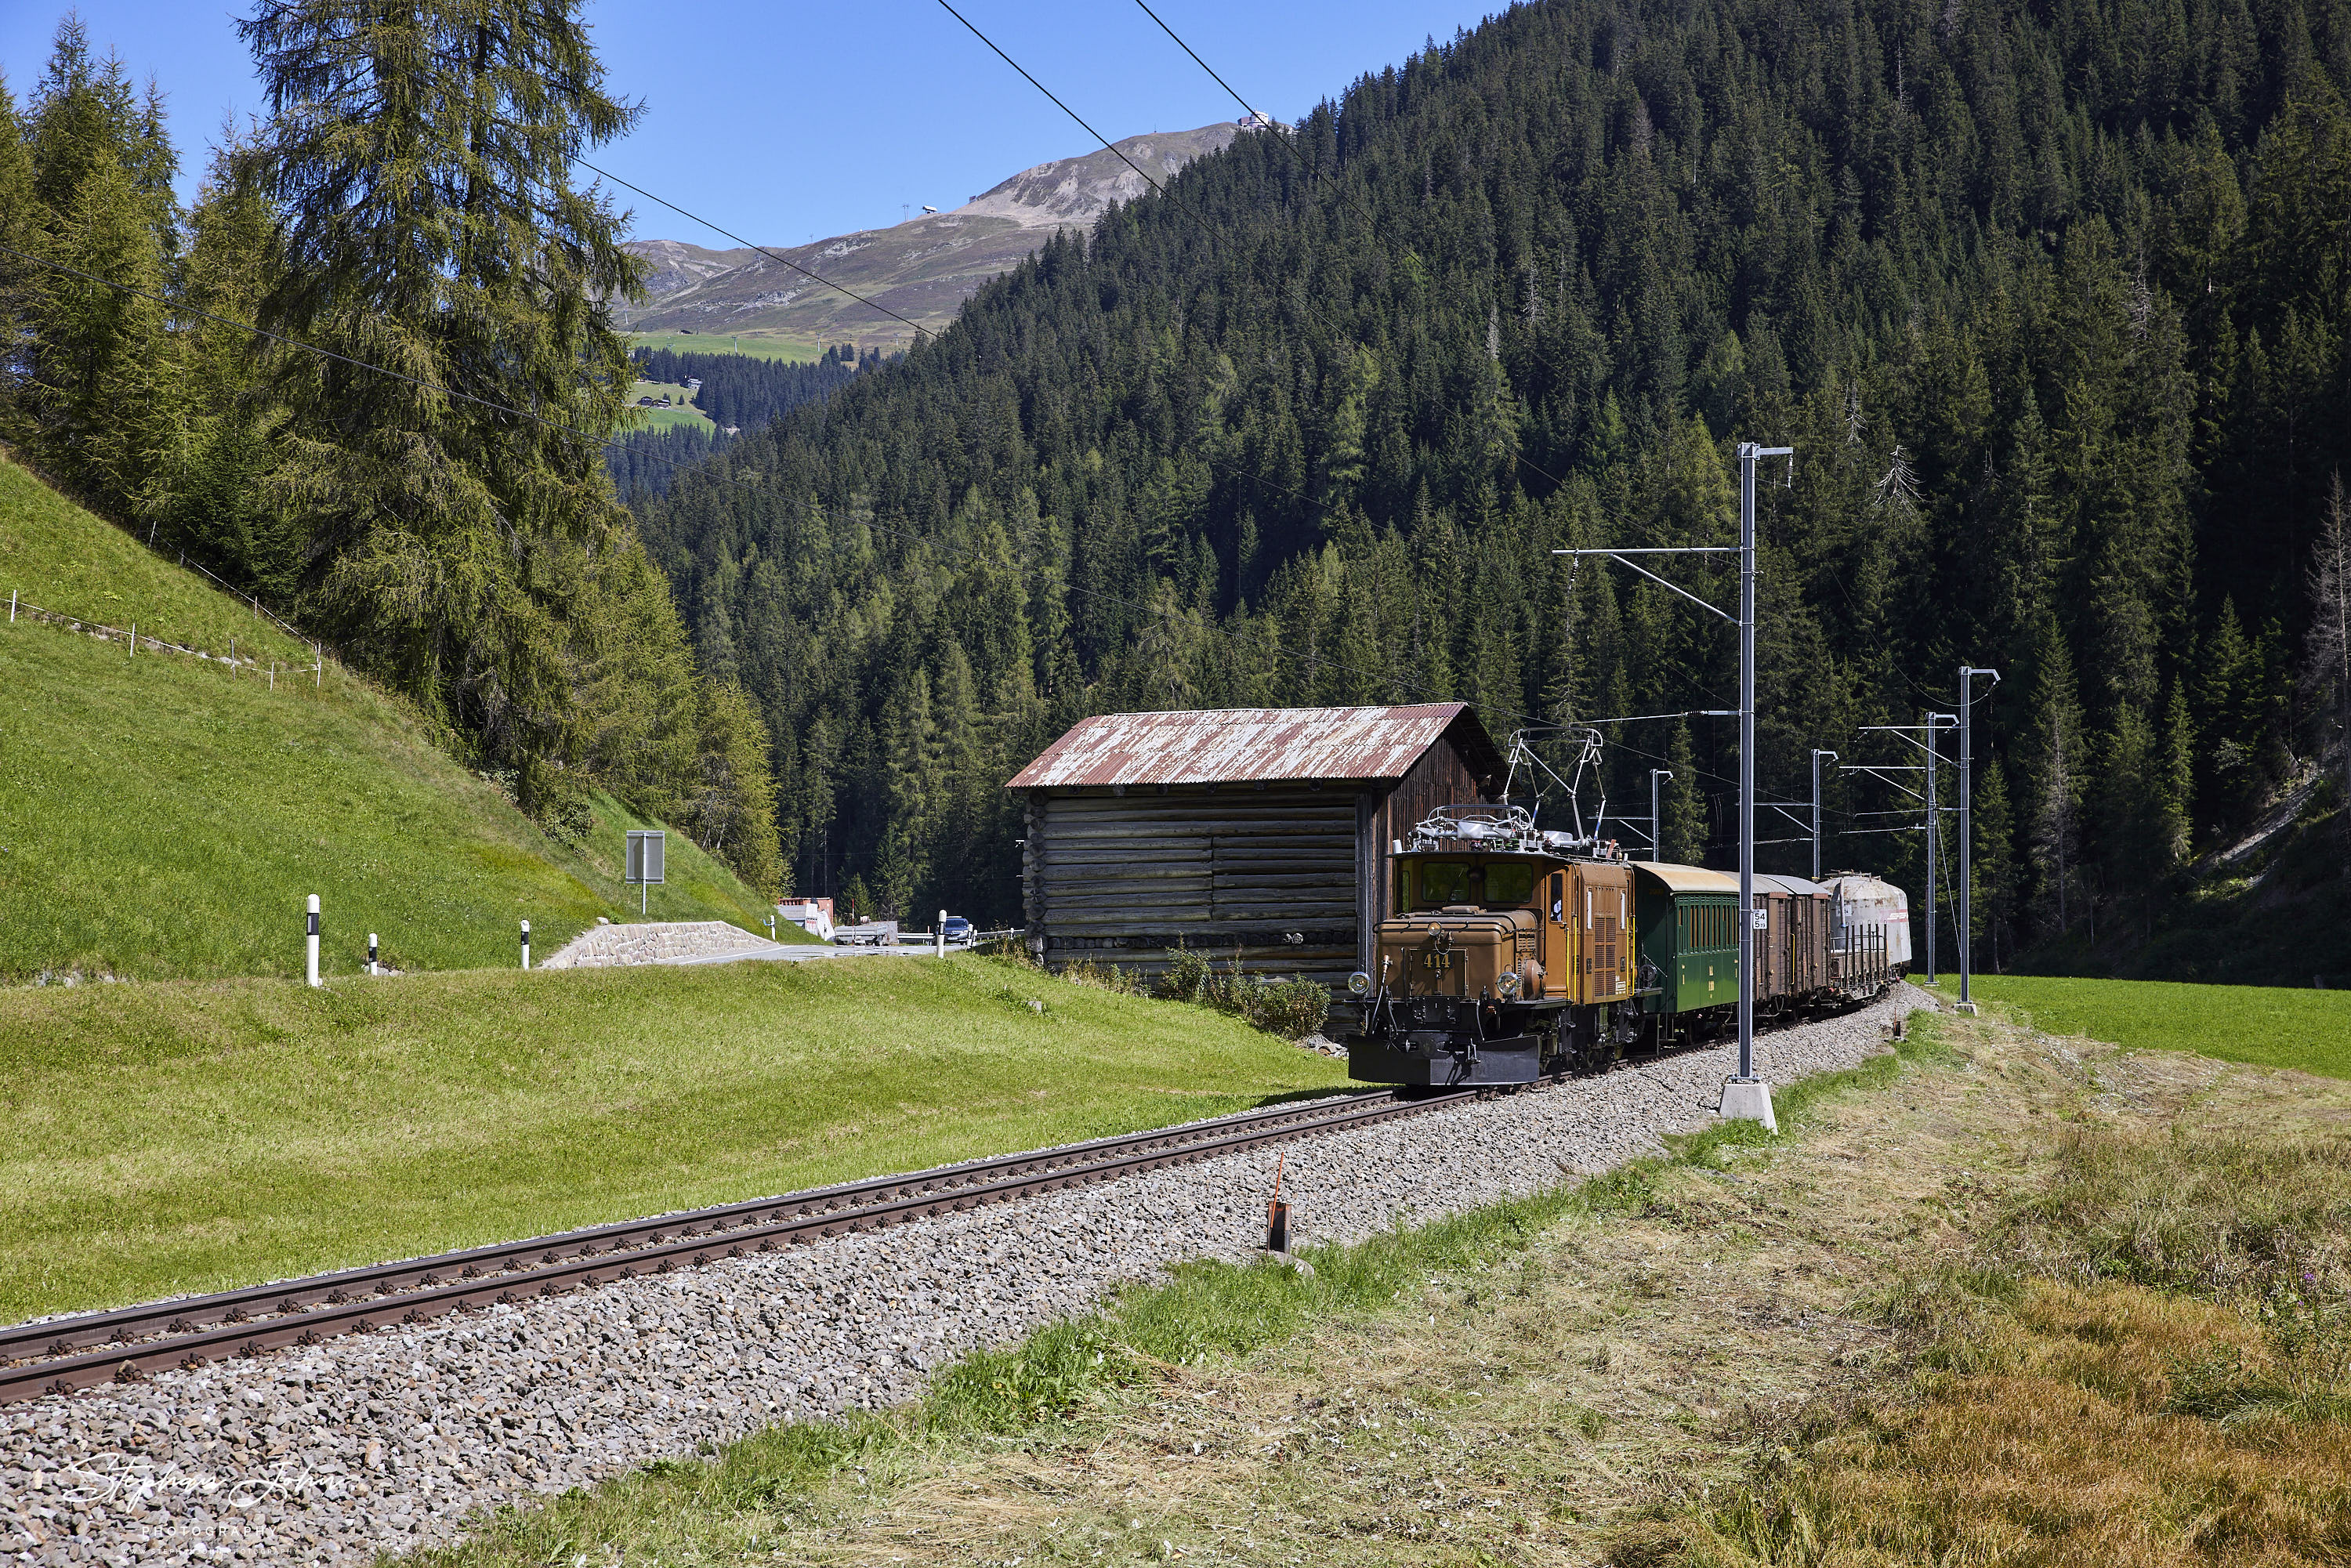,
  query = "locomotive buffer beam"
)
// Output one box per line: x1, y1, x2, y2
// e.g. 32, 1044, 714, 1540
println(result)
1348, 1034, 1542, 1089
